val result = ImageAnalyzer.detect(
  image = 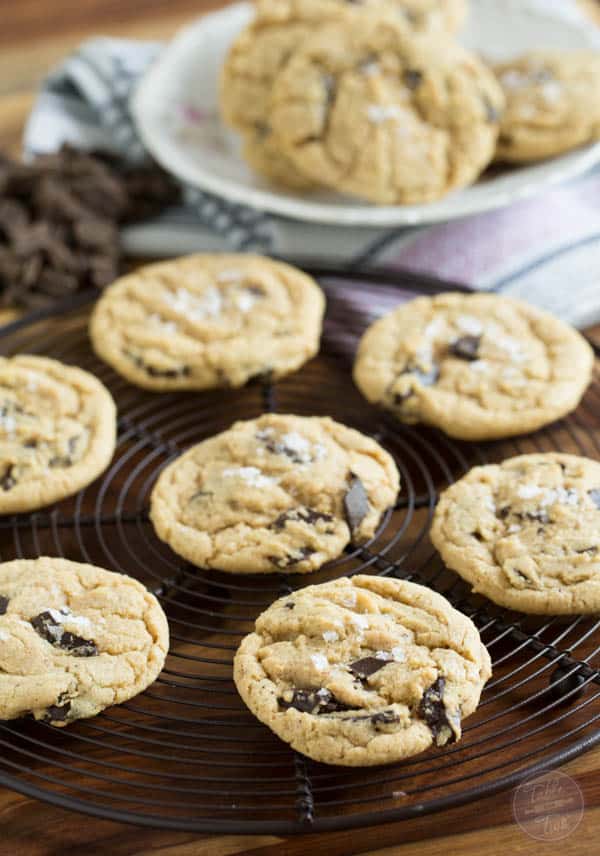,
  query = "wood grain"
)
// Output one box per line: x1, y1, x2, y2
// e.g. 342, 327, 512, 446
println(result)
0, 2, 600, 855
